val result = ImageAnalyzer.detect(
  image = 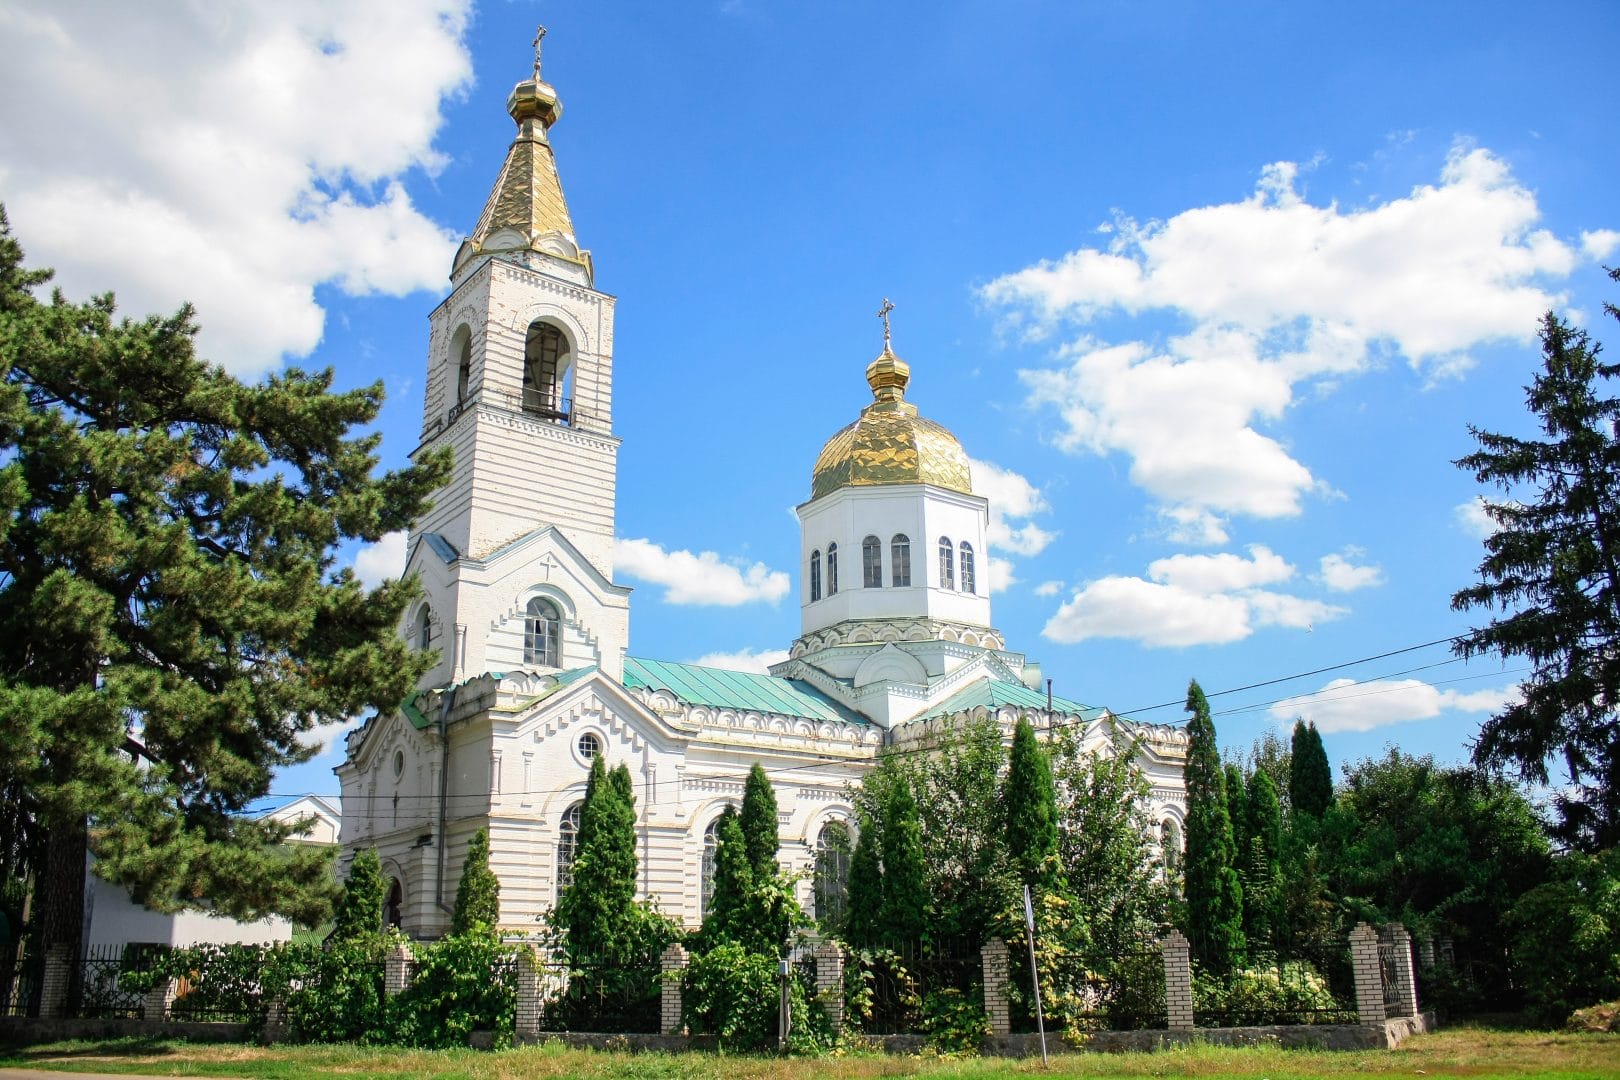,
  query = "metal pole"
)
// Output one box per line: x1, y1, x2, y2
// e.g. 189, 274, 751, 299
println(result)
1023, 884, 1048, 1066
778, 957, 792, 1051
